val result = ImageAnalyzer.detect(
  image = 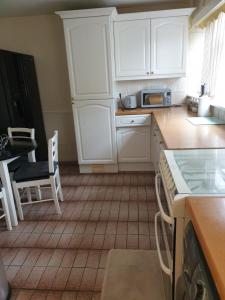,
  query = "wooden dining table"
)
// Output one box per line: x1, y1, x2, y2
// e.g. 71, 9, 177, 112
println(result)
0, 138, 37, 226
